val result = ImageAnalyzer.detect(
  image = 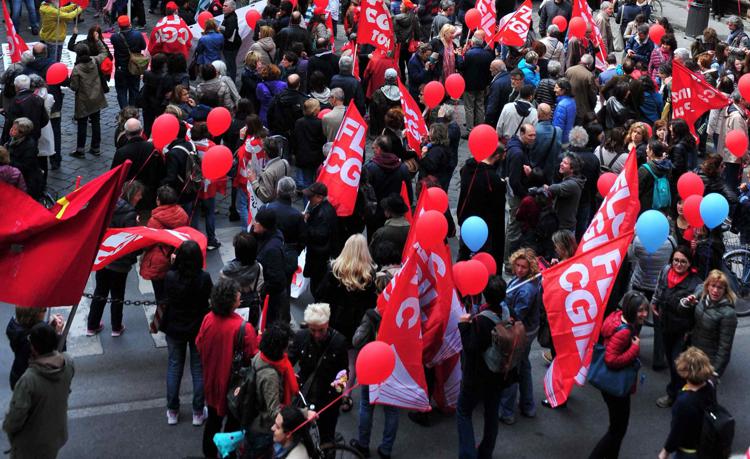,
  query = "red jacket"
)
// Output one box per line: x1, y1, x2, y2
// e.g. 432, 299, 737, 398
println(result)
139, 204, 189, 280
601, 310, 640, 371
196, 312, 258, 416
148, 14, 192, 59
